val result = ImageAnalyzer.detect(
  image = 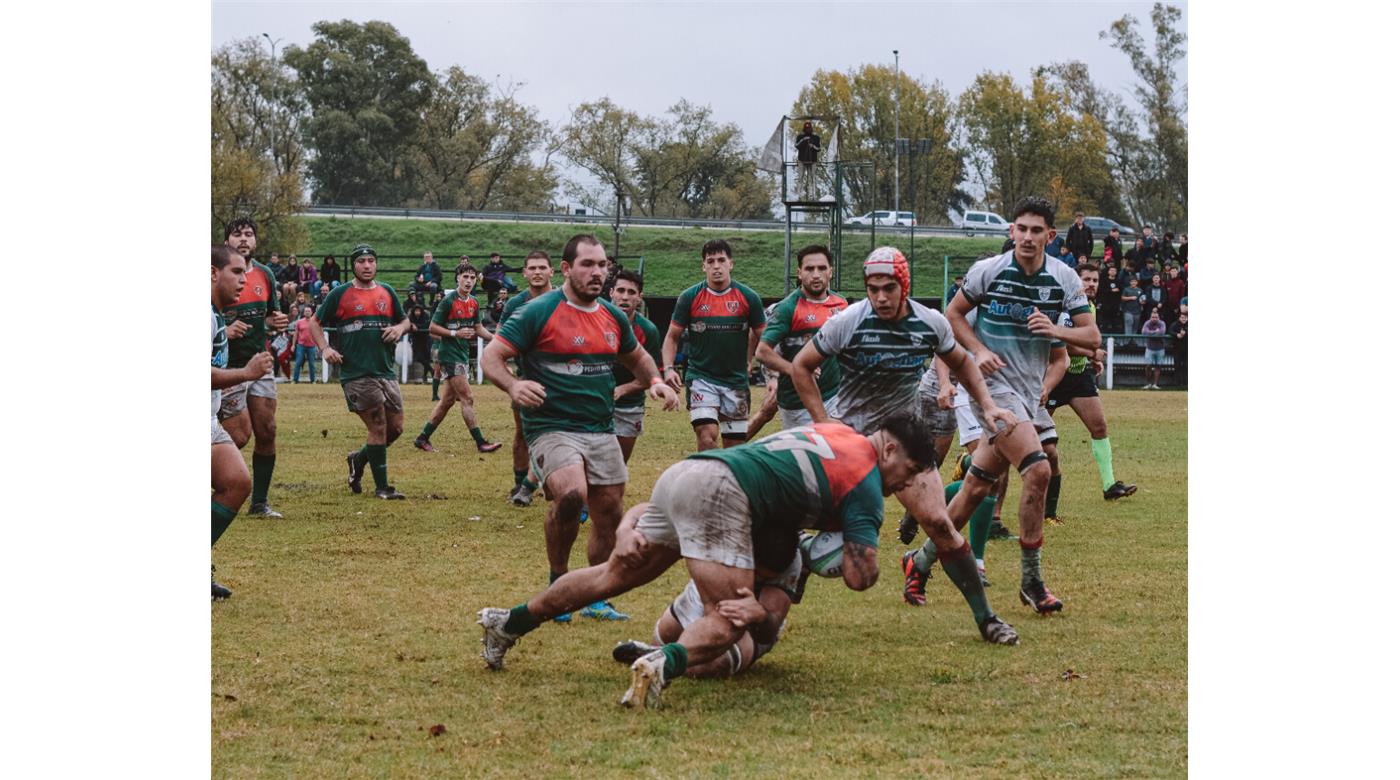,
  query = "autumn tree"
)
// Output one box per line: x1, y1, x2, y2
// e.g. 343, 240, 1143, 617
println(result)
956, 71, 1120, 220
408, 67, 556, 211
283, 20, 433, 206
211, 37, 308, 252
792, 65, 968, 221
